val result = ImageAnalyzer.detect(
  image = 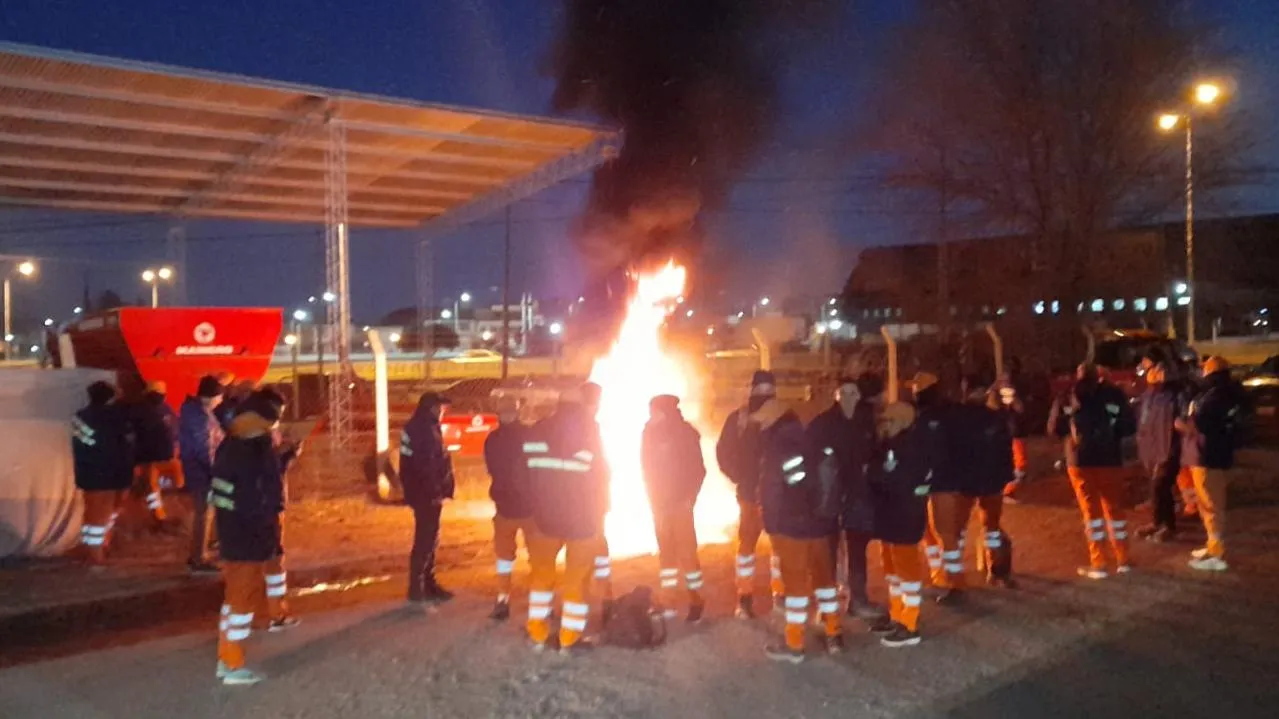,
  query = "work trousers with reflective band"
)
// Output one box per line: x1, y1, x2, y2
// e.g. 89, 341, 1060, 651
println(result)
1190, 467, 1229, 558
261, 555, 290, 620
772, 535, 840, 651
80, 489, 125, 564
1177, 467, 1199, 515
925, 492, 976, 589
1011, 438, 1028, 479
735, 499, 771, 596
593, 534, 613, 602
1067, 467, 1130, 570
882, 542, 925, 632
493, 514, 530, 602
526, 530, 596, 648
218, 561, 267, 671
654, 507, 703, 608
140, 459, 183, 520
